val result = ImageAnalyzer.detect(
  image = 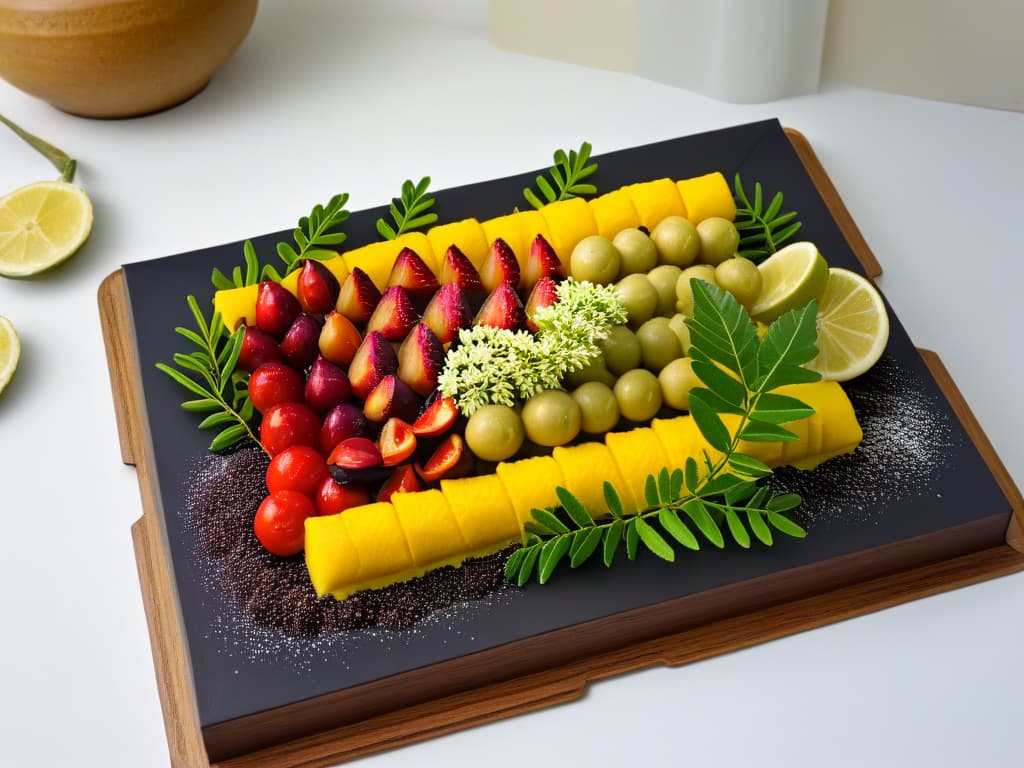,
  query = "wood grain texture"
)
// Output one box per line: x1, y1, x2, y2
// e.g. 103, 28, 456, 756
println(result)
99, 127, 1024, 768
